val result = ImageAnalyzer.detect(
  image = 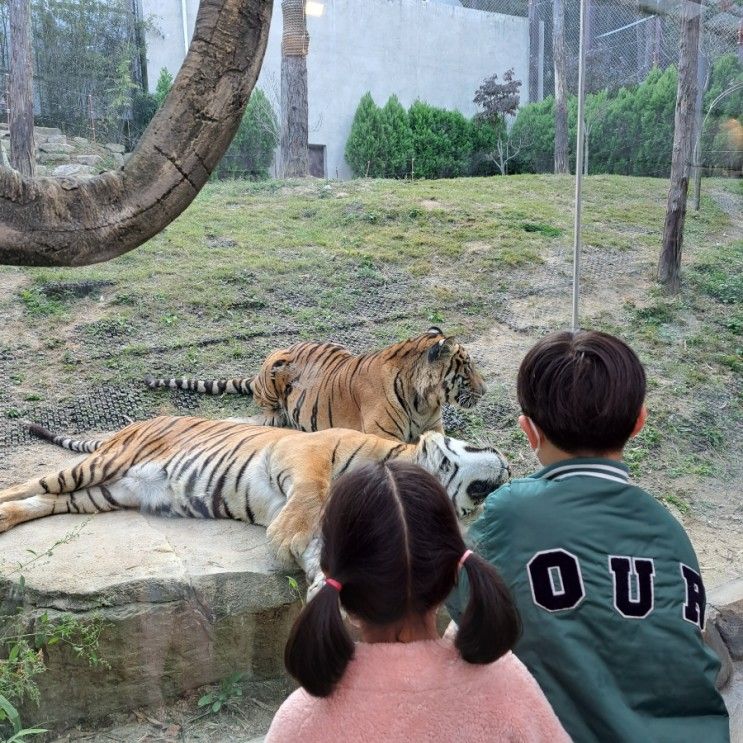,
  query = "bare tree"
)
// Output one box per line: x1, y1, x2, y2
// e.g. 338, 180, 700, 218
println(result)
280, 0, 309, 178
553, 0, 569, 174
487, 136, 525, 176
8, 0, 35, 177
0, 0, 273, 267
658, 0, 702, 293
